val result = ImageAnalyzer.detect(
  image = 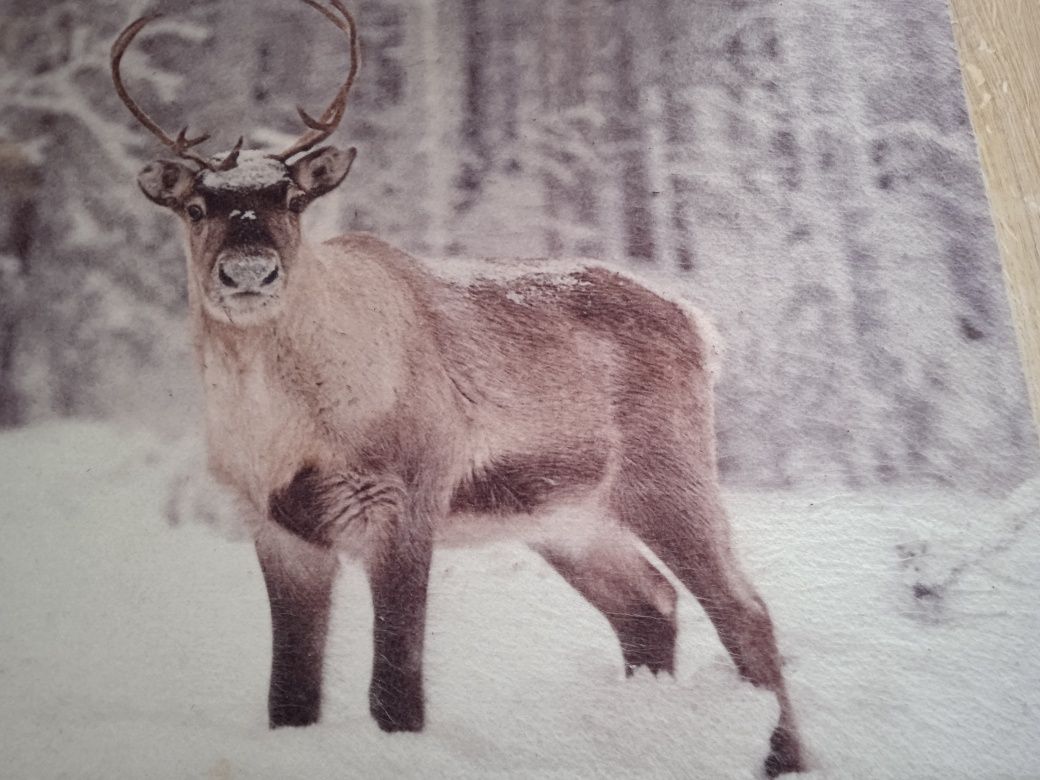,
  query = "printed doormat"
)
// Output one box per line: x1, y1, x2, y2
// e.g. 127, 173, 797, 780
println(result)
1, 1, 1037, 777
